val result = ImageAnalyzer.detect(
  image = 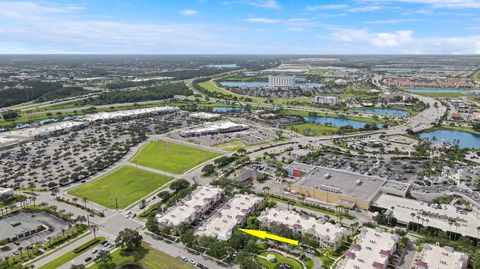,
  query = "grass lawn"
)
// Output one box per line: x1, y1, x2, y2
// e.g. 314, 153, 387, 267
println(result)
38, 237, 105, 269
89, 243, 195, 269
69, 166, 172, 209
412, 92, 465, 98
131, 140, 221, 174
256, 251, 303, 269
287, 123, 339, 136
213, 140, 246, 151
